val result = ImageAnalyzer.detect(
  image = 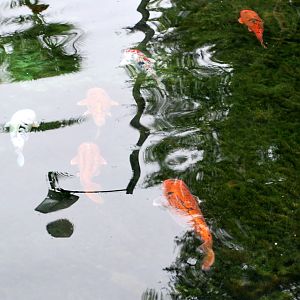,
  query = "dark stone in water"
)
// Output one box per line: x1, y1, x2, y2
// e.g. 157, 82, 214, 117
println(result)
46, 219, 74, 238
